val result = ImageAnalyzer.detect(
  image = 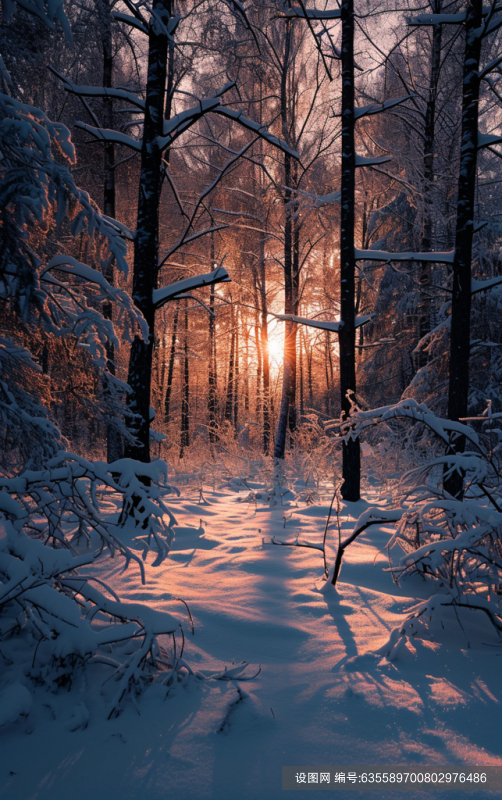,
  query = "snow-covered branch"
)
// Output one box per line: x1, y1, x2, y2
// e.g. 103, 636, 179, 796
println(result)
409, 12, 467, 25
354, 248, 454, 263
478, 132, 502, 149
283, 6, 341, 19
272, 312, 374, 332
355, 155, 392, 167
213, 106, 299, 159
354, 95, 416, 120
471, 275, 502, 294
74, 122, 142, 151
336, 398, 479, 446
50, 68, 145, 110
153, 267, 231, 309
112, 10, 148, 34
